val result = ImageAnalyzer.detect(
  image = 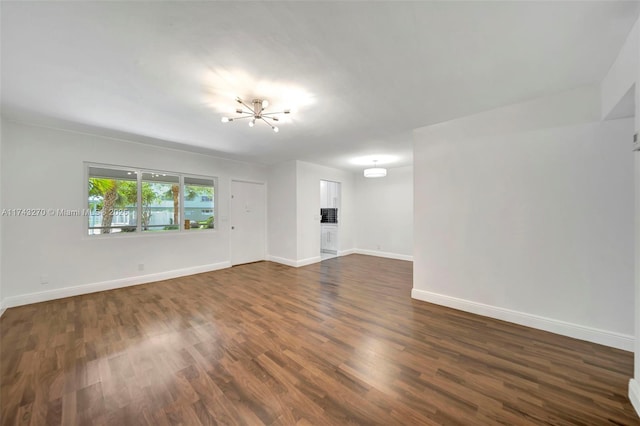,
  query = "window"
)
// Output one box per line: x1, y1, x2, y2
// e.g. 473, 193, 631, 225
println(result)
87, 164, 216, 235
88, 166, 138, 235
141, 172, 180, 232
184, 176, 215, 230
